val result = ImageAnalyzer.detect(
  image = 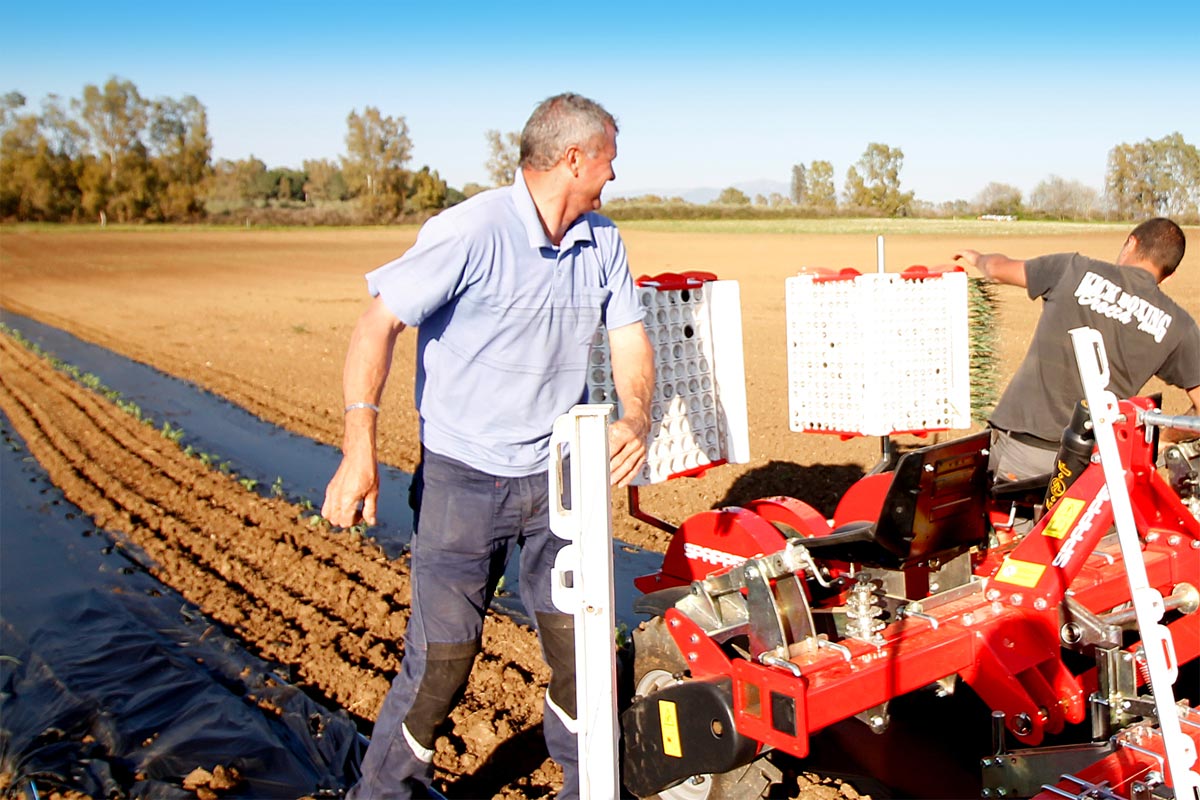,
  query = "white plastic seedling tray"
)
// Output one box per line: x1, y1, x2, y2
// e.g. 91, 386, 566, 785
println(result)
588, 276, 750, 485
785, 270, 970, 437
